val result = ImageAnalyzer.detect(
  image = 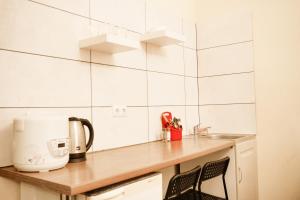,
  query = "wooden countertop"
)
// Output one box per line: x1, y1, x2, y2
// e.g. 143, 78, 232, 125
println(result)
0, 135, 234, 196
